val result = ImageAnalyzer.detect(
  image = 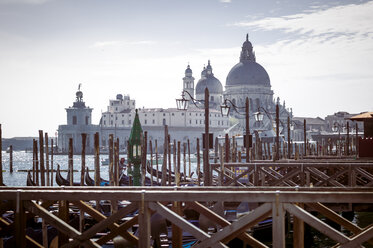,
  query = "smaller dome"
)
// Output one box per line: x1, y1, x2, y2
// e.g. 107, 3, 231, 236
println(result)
76, 90, 83, 100
196, 76, 223, 95
185, 65, 192, 74
116, 94, 123, 100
